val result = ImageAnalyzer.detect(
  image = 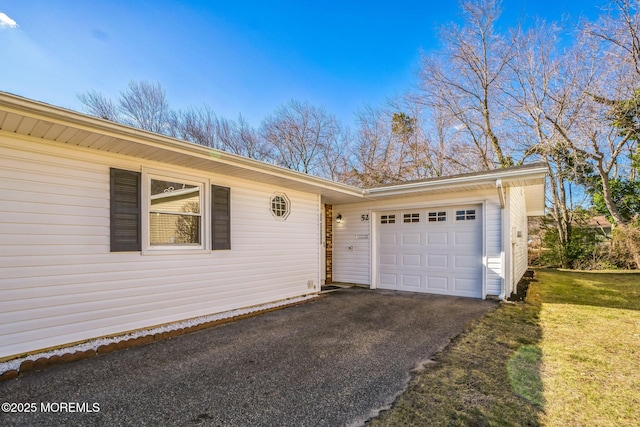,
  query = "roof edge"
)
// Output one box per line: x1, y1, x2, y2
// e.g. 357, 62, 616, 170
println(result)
0, 91, 364, 198
364, 163, 547, 198
0, 91, 548, 201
